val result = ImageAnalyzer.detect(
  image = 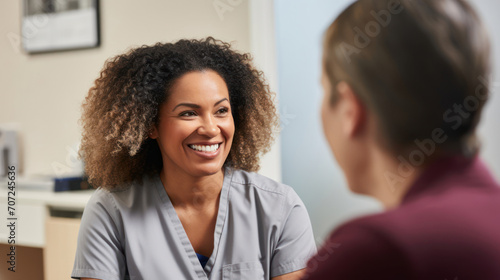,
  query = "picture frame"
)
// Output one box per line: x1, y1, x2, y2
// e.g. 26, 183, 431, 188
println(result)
22, 0, 100, 54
